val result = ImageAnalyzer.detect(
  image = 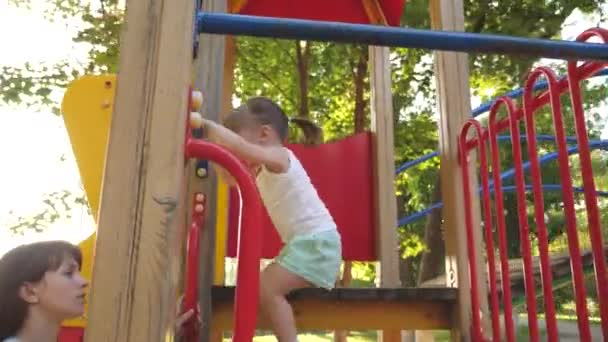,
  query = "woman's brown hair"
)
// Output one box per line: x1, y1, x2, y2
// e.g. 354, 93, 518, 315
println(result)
0, 240, 82, 340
